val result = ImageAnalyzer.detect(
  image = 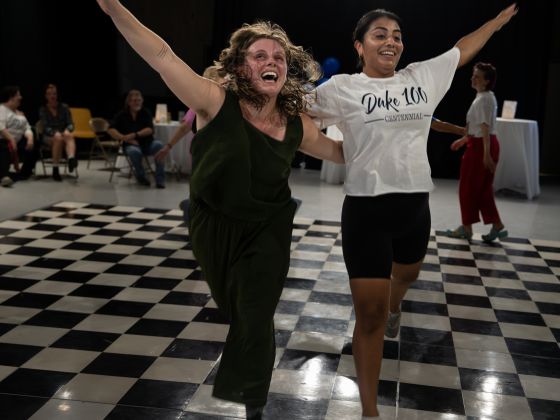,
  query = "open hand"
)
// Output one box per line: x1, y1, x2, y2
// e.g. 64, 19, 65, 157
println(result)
155, 146, 170, 162
483, 154, 496, 173
450, 136, 467, 151
495, 3, 518, 31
